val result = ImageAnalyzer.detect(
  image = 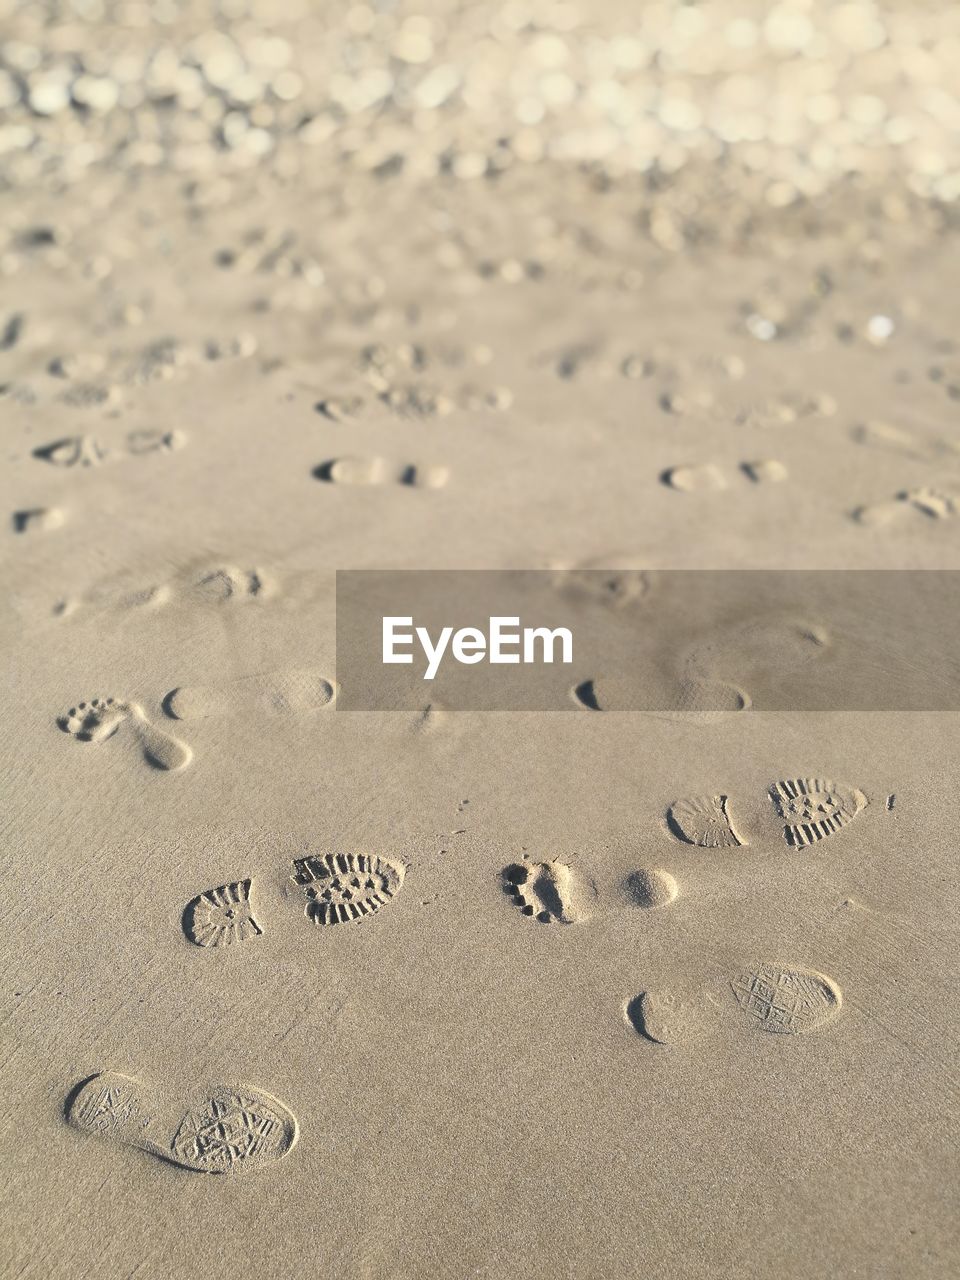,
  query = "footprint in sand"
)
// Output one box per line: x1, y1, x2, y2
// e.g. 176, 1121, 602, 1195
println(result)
661, 460, 787, 492
13, 507, 65, 534
625, 991, 710, 1045
183, 879, 263, 947
290, 853, 406, 927
627, 964, 843, 1044
315, 394, 368, 422
661, 464, 727, 493
33, 429, 184, 468
164, 669, 335, 721
52, 563, 267, 621
501, 858, 587, 924
58, 698, 192, 772
183, 854, 408, 944
192, 565, 267, 602
118, 583, 173, 611
127, 429, 187, 457
58, 696, 128, 743
769, 776, 867, 848
67, 1072, 297, 1174
665, 777, 867, 849
314, 457, 449, 489
667, 795, 746, 847
551, 556, 654, 610
850, 420, 960, 464
572, 676, 750, 717
729, 964, 842, 1034
853, 487, 958, 527
33, 435, 109, 467
740, 459, 789, 484
622, 868, 679, 909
